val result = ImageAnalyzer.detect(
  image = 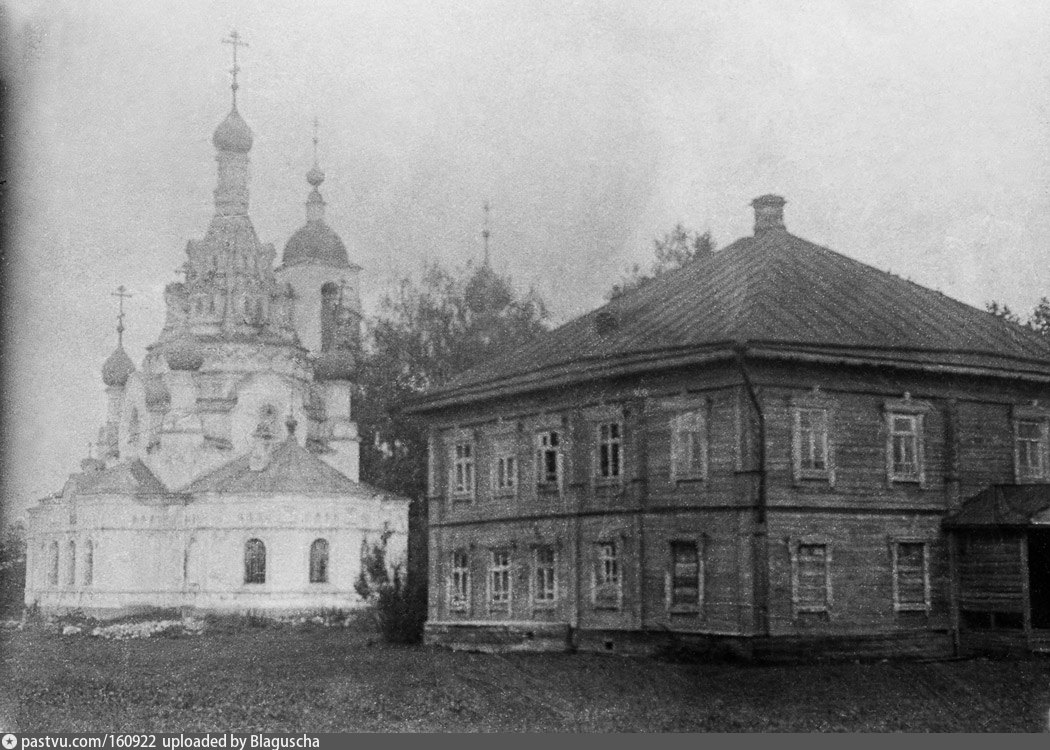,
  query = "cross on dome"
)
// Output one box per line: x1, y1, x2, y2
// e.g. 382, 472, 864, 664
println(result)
111, 284, 132, 347
222, 29, 249, 108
